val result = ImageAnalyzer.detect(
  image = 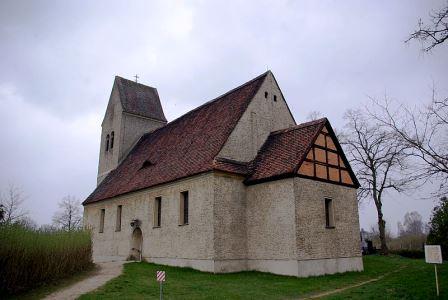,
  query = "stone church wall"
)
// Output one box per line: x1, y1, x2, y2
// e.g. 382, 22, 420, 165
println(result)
119, 112, 166, 162
293, 177, 363, 276
212, 173, 248, 272
97, 86, 123, 184
84, 172, 216, 272
84, 172, 363, 276
218, 73, 296, 162
246, 178, 299, 276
